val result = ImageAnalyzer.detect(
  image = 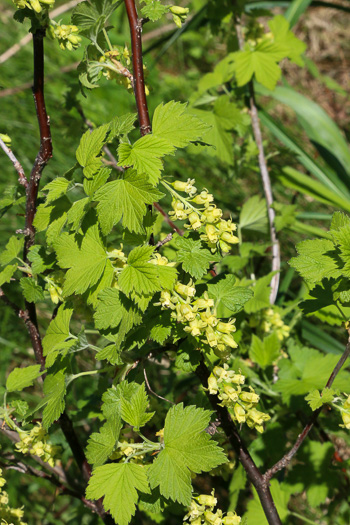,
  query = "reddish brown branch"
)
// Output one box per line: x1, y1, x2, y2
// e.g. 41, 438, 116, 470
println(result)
25, 29, 53, 252
153, 202, 183, 235
124, 0, 151, 136
0, 137, 28, 188
264, 330, 350, 483
196, 361, 282, 525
